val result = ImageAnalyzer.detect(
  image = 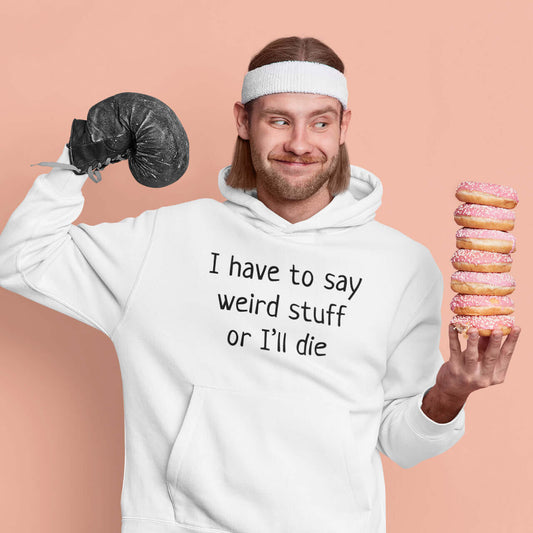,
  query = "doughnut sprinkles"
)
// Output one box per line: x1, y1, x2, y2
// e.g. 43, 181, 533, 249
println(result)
451, 249, 512, 273
450, 180, 518, 336
451, 271, 515, 296
451, 314, 515, 336
456, 181, 519, 209
450, 294, 514, 315
454, 203, 515, 231
456, 228, 516, 254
